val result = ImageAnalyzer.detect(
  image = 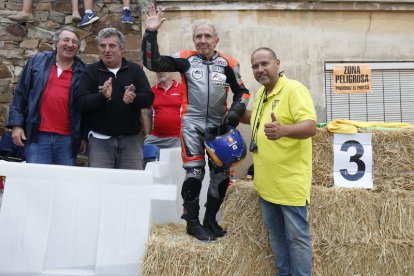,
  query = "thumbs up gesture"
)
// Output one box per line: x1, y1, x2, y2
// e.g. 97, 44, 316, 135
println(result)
264, 112, 285, 140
